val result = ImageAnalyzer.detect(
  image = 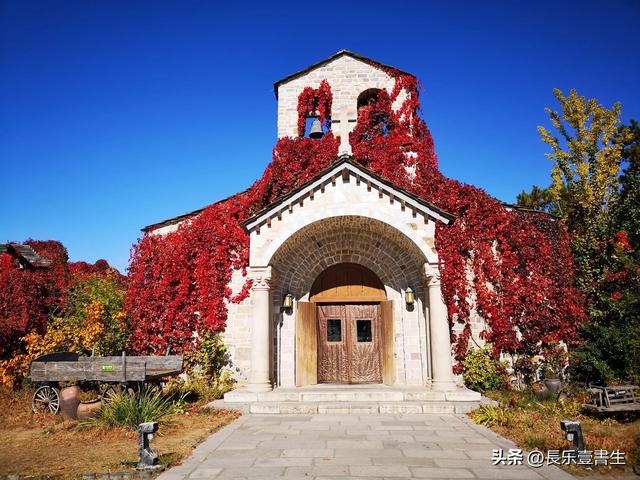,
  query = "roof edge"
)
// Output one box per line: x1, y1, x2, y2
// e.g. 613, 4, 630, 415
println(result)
273, 50, 415, 98
242, 155, 455, 231
501, 202, 560, 219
